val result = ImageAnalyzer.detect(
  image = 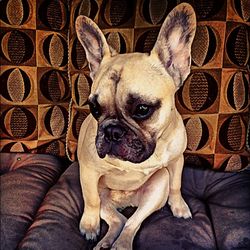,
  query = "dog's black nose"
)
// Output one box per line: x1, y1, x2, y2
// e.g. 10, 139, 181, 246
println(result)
104, 125, 126, 142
